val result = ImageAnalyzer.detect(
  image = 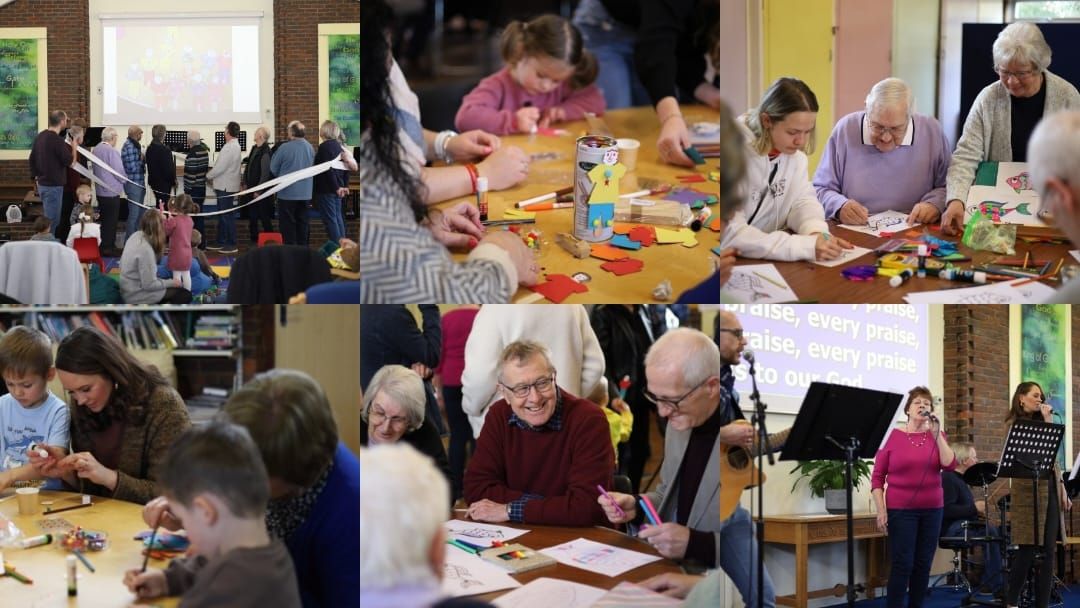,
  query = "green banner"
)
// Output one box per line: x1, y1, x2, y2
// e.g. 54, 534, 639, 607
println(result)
1020, 304, 1068, 470
0, 38, 39, 150
328, 34, 359, 146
